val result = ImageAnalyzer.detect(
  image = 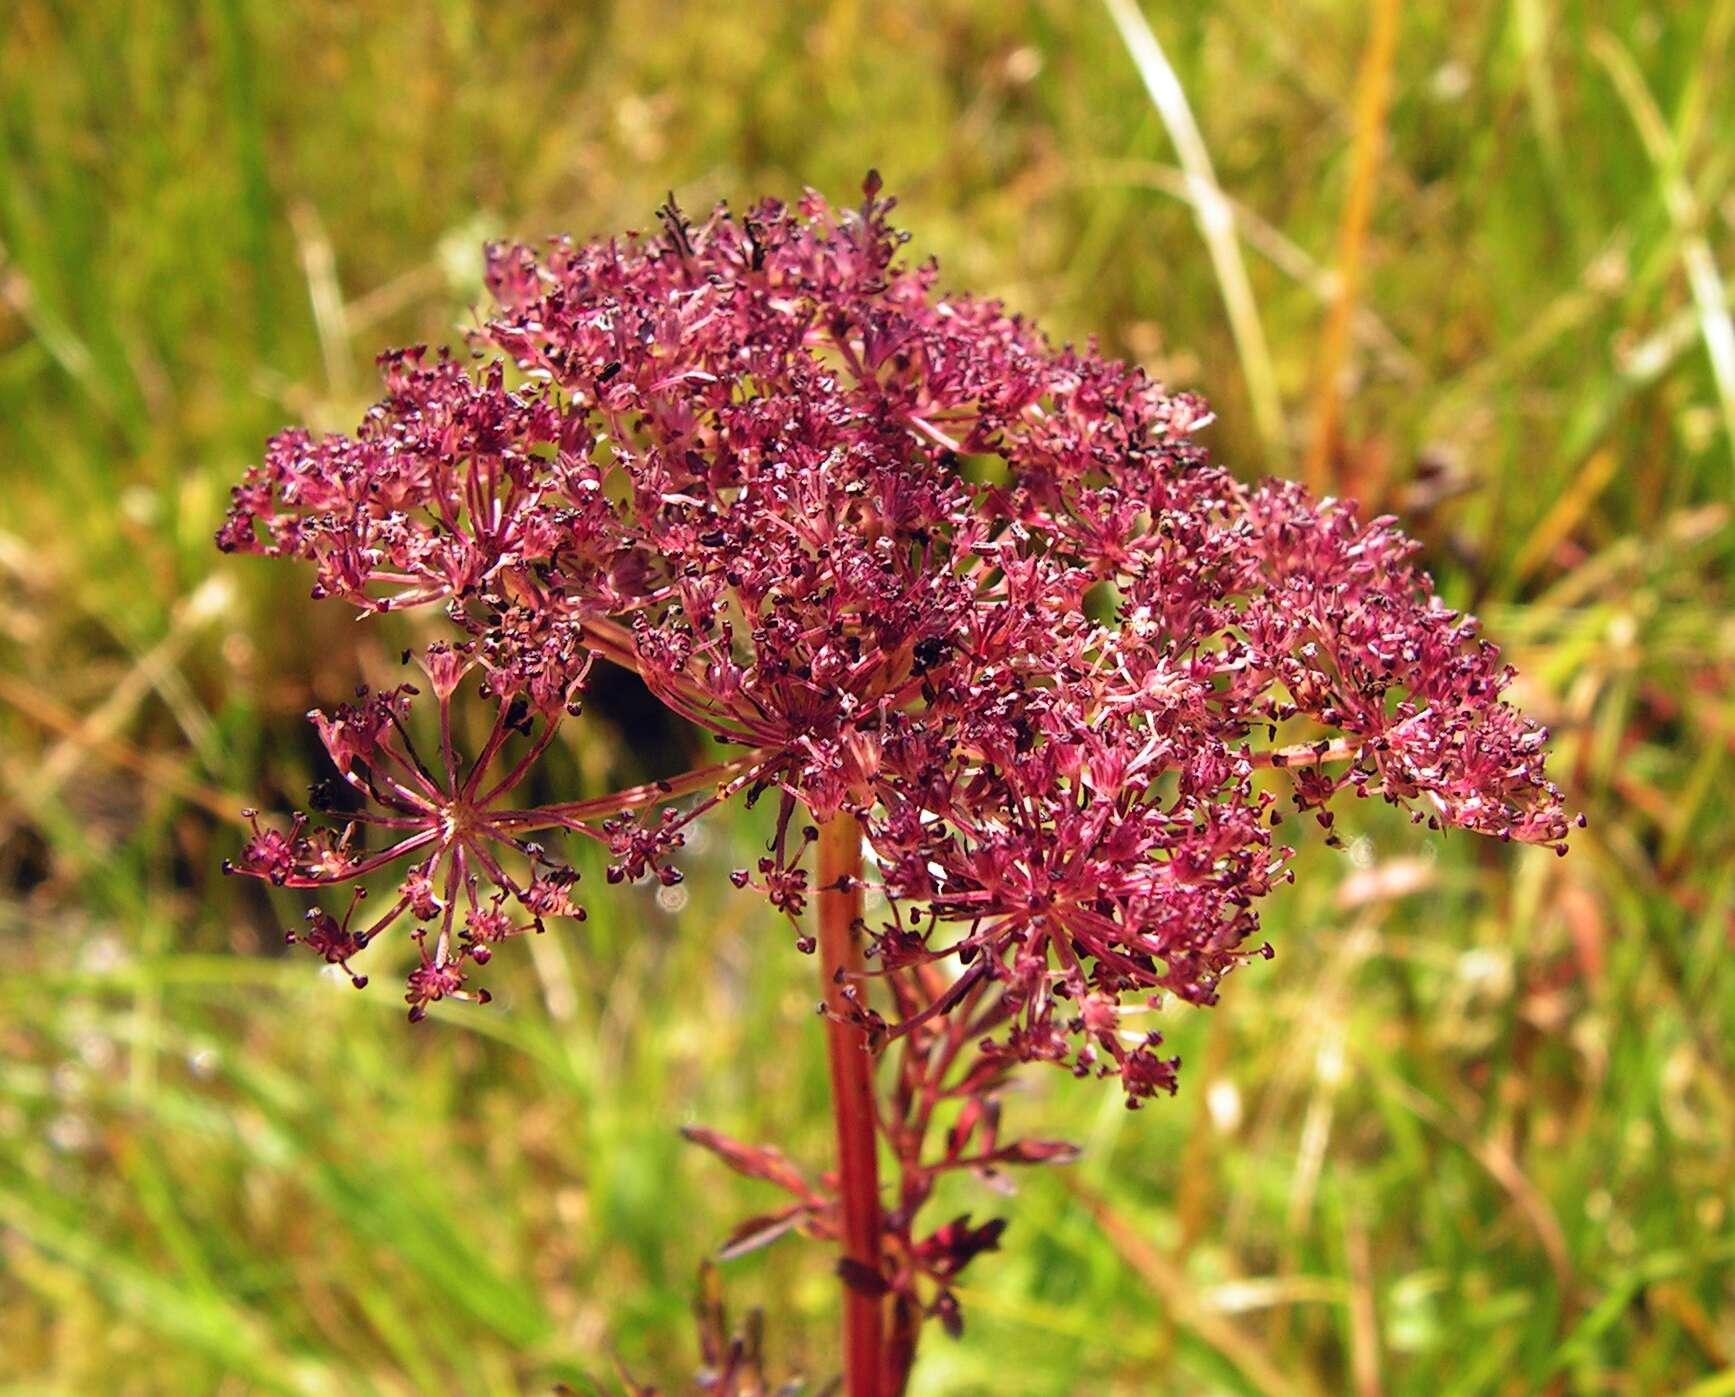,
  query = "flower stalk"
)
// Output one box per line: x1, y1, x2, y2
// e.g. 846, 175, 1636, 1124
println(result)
816, 812, 885, 1397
